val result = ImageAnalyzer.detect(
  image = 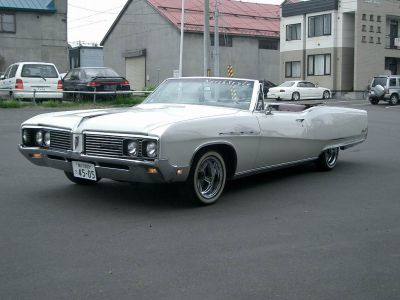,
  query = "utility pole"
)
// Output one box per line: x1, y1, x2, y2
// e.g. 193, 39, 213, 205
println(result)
203, 0, 210, 76
179, 0, 185, 77
213, 0, 220, 77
